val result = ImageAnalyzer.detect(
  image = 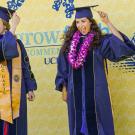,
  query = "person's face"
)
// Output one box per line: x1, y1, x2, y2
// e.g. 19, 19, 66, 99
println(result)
0, 19, 6, 34
76, 17, 91, 35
